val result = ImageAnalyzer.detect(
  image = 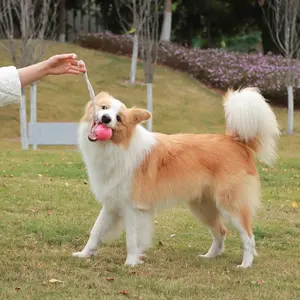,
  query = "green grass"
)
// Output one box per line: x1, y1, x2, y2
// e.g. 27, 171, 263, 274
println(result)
0, 42, 300, 300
